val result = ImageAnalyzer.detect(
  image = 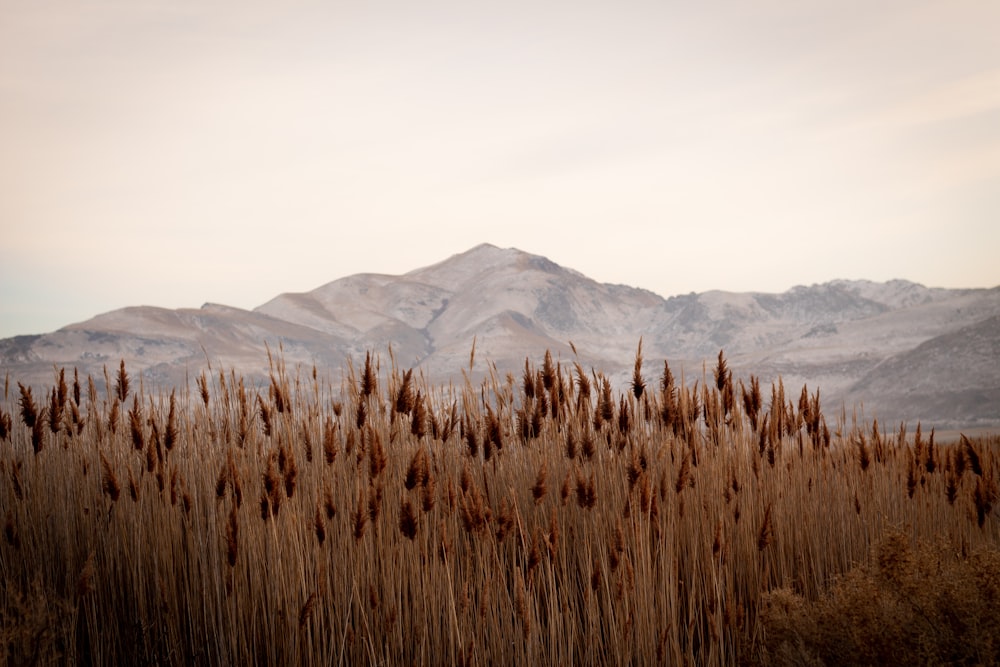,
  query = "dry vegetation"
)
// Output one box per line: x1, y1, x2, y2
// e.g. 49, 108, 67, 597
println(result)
1, 345, 999, 665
